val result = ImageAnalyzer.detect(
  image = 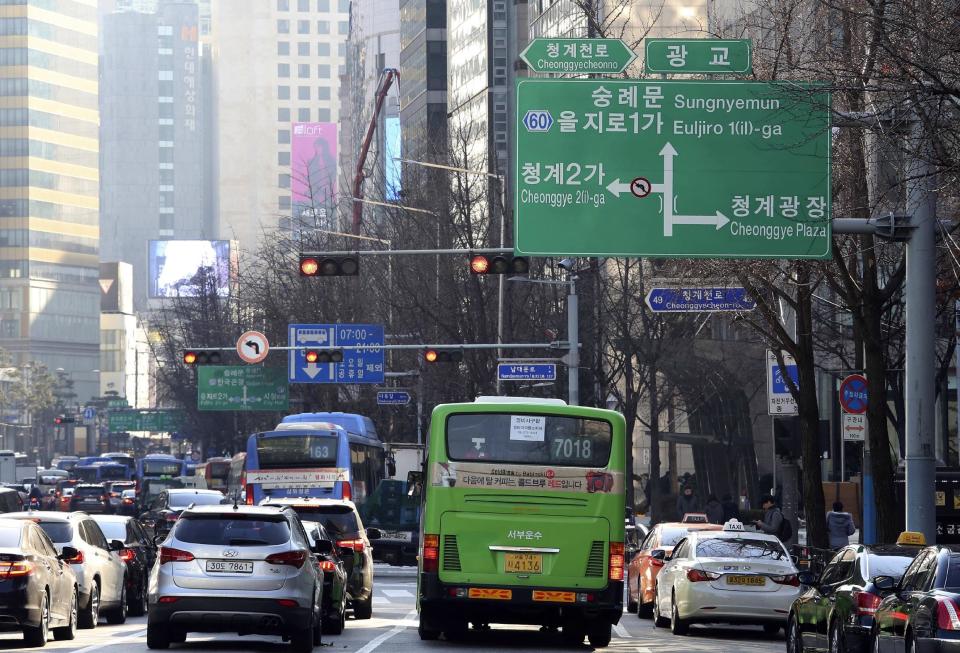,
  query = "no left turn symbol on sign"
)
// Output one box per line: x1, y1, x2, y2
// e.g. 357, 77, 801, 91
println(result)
839, 373, 868, 414
237, 330, 270, 364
